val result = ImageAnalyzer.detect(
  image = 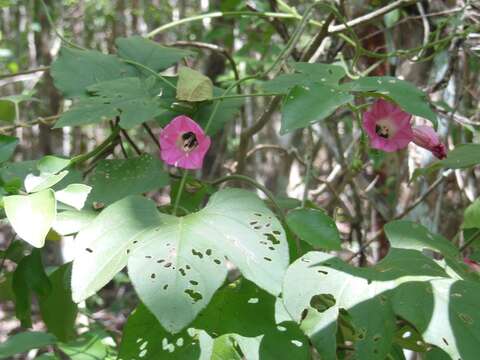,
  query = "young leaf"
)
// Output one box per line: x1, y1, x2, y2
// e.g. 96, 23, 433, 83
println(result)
52, 209, 96, 236
37, 156, 71, 174
24, 171, 68, 193
286, 208, 341, 250
57, 330, 115, 360
54, 77, 165, 129
87, 154, 169, 206
281, 83, 353, 133
50, 47, 133, 98
55, 184, 92, 210
4, 189, 56, 248
176, 67, 213, 102
116, 36, 193, 74
463, 198, 480, 229
0, 332, 57, 359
